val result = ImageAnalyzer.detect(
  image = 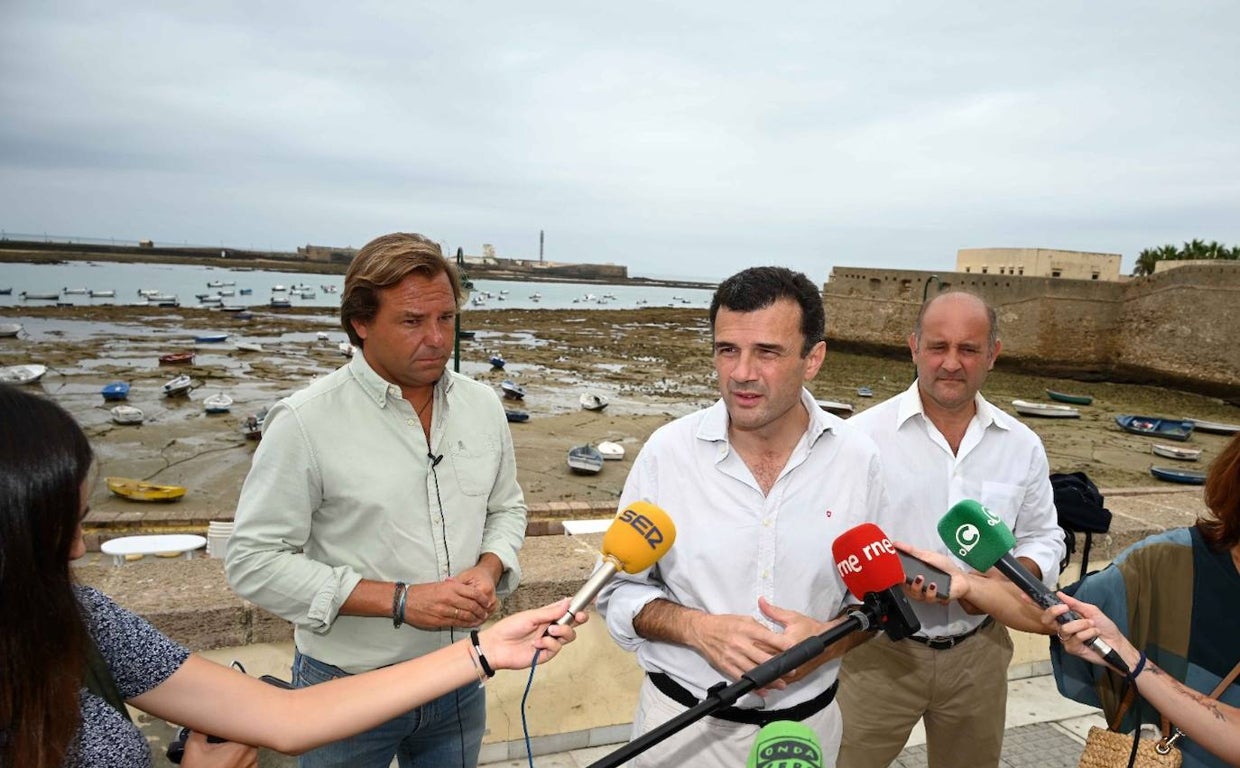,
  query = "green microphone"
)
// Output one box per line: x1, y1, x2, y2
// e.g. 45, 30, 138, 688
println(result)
746, 720, 823, 768
937, 500, 1129, 675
